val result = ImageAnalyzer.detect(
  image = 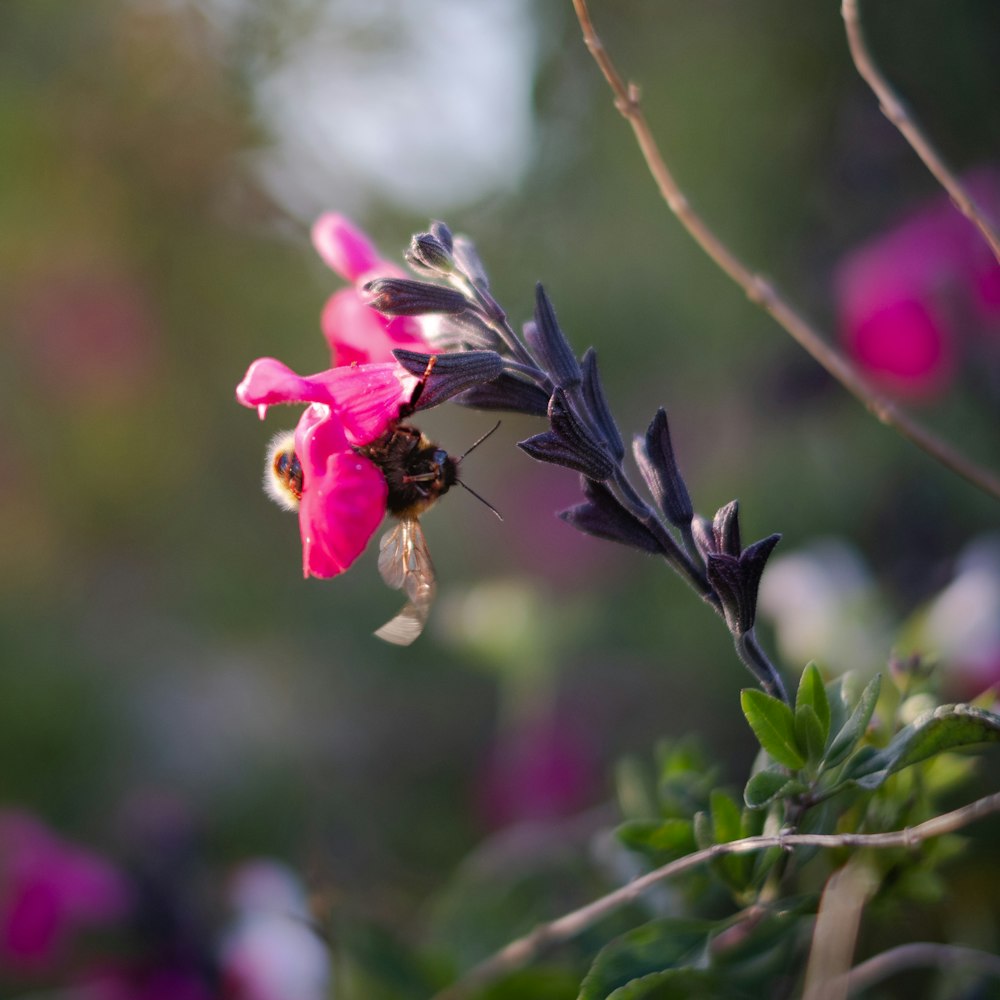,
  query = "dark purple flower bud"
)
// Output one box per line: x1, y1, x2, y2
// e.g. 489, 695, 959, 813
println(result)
691, 514, 715, 562
706, 554, 748, 635
633, 408, 692, 527
518, 430, 607, 479
559, 477, 662, 554
363, 278, 468, 316
519, 388, 616, 480
738, 532, 781, 611
706, 532, 781, 636
432, 313, 504, 353
523, 284, 581, 389
429, 221, 454, 253
393, 349, 504, 409
453, 373, 550, 416
519, 389, 616, 480
406, 228, 455, 276
712, 500, 741, 557
452, 236, 491, 292
580, 349, 624, 462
